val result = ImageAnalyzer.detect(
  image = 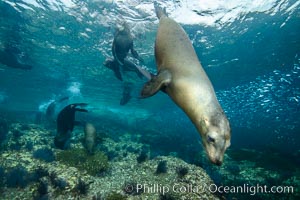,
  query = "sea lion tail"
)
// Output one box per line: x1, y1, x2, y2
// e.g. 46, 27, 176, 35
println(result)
154, 2, 167, 19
